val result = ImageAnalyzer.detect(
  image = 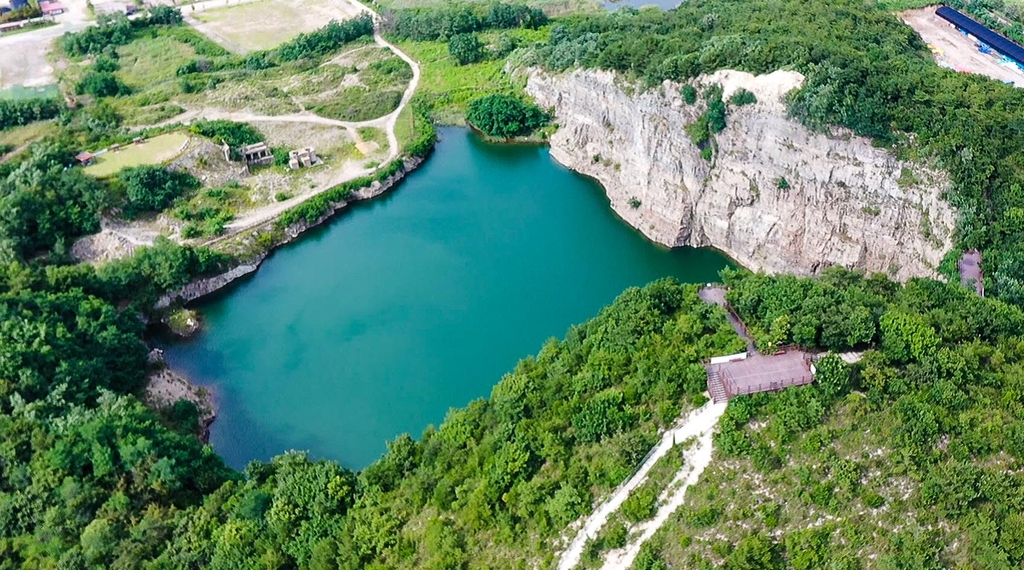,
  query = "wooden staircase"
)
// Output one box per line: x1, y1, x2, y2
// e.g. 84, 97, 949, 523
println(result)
706, 368, 728, 403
